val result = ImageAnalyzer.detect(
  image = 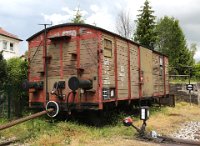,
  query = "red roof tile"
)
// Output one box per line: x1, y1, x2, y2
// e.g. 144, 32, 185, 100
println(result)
0, 27, 22, 41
